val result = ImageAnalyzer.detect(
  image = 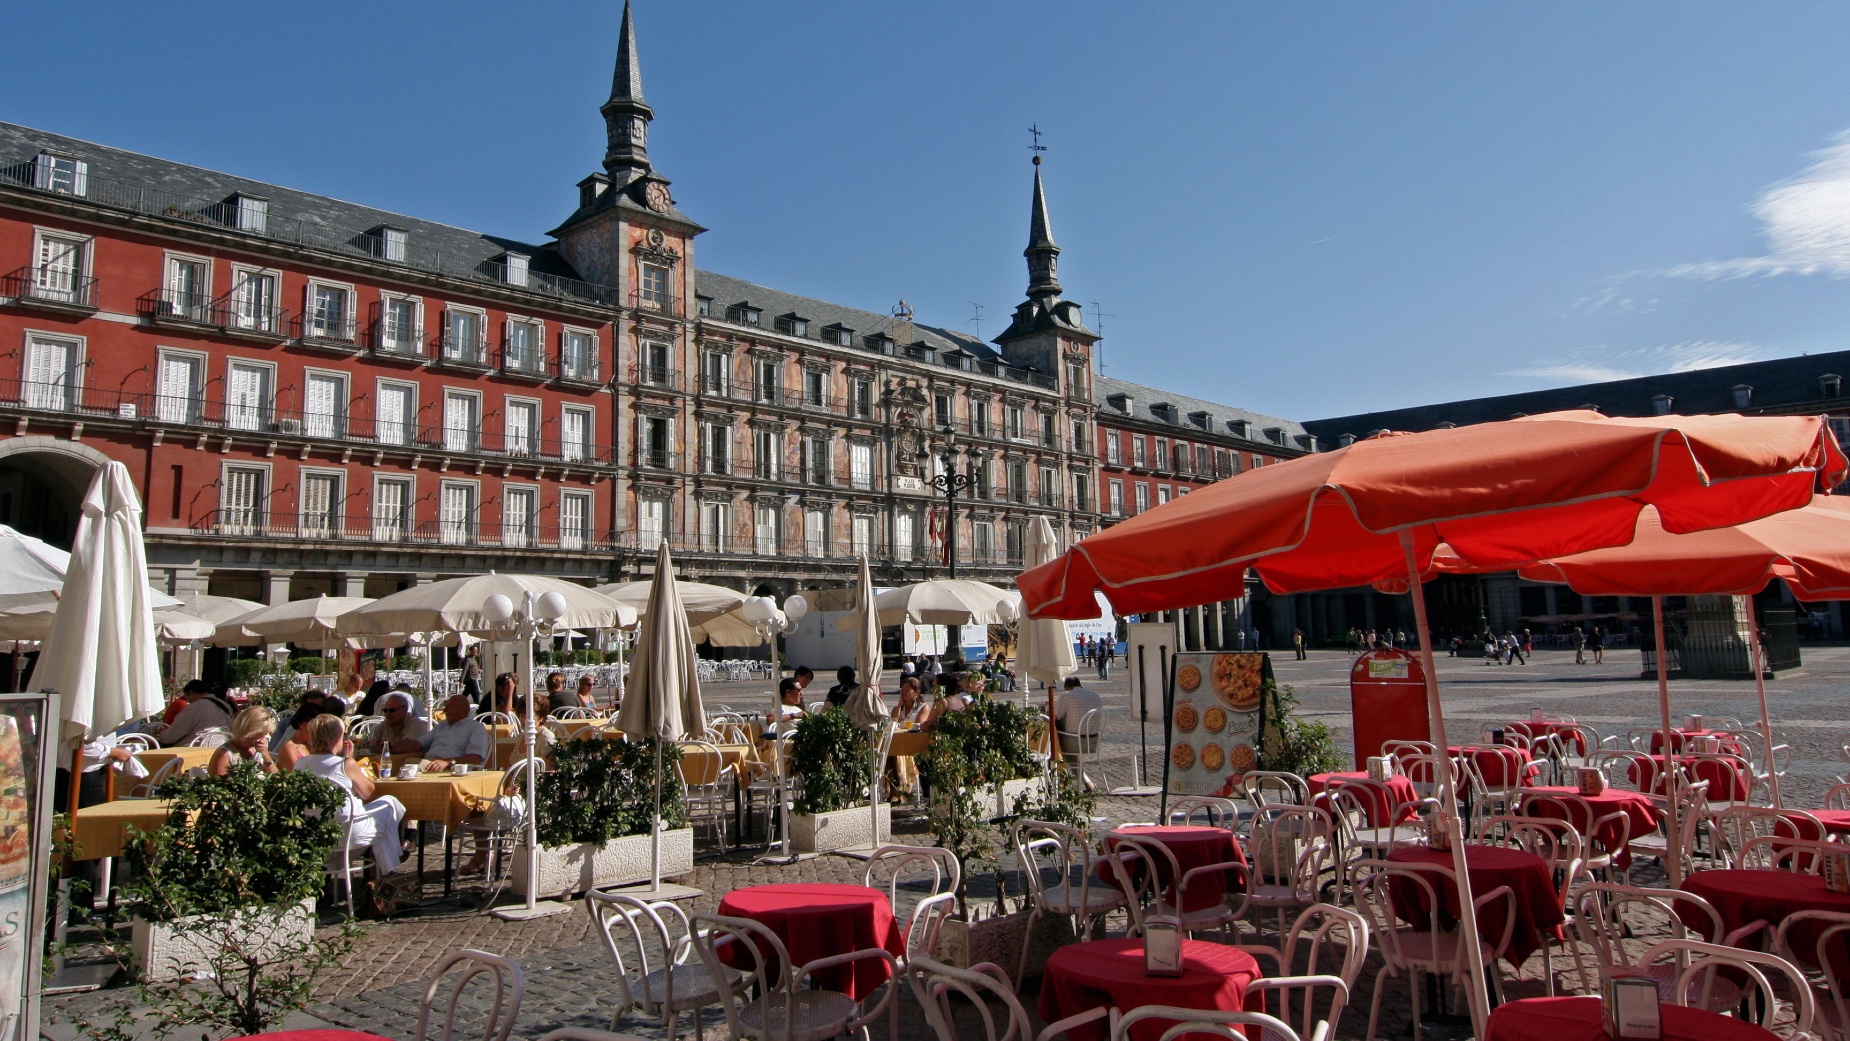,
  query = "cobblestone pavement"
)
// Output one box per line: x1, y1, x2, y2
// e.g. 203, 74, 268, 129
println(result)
40, 647, 1849, 1040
